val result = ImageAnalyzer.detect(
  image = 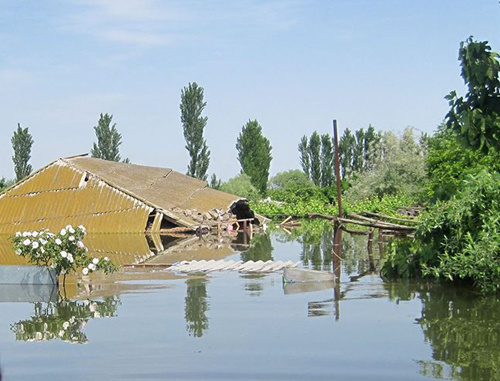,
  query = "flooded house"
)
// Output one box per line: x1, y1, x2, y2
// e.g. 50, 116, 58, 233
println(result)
0, 155, 258, 236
